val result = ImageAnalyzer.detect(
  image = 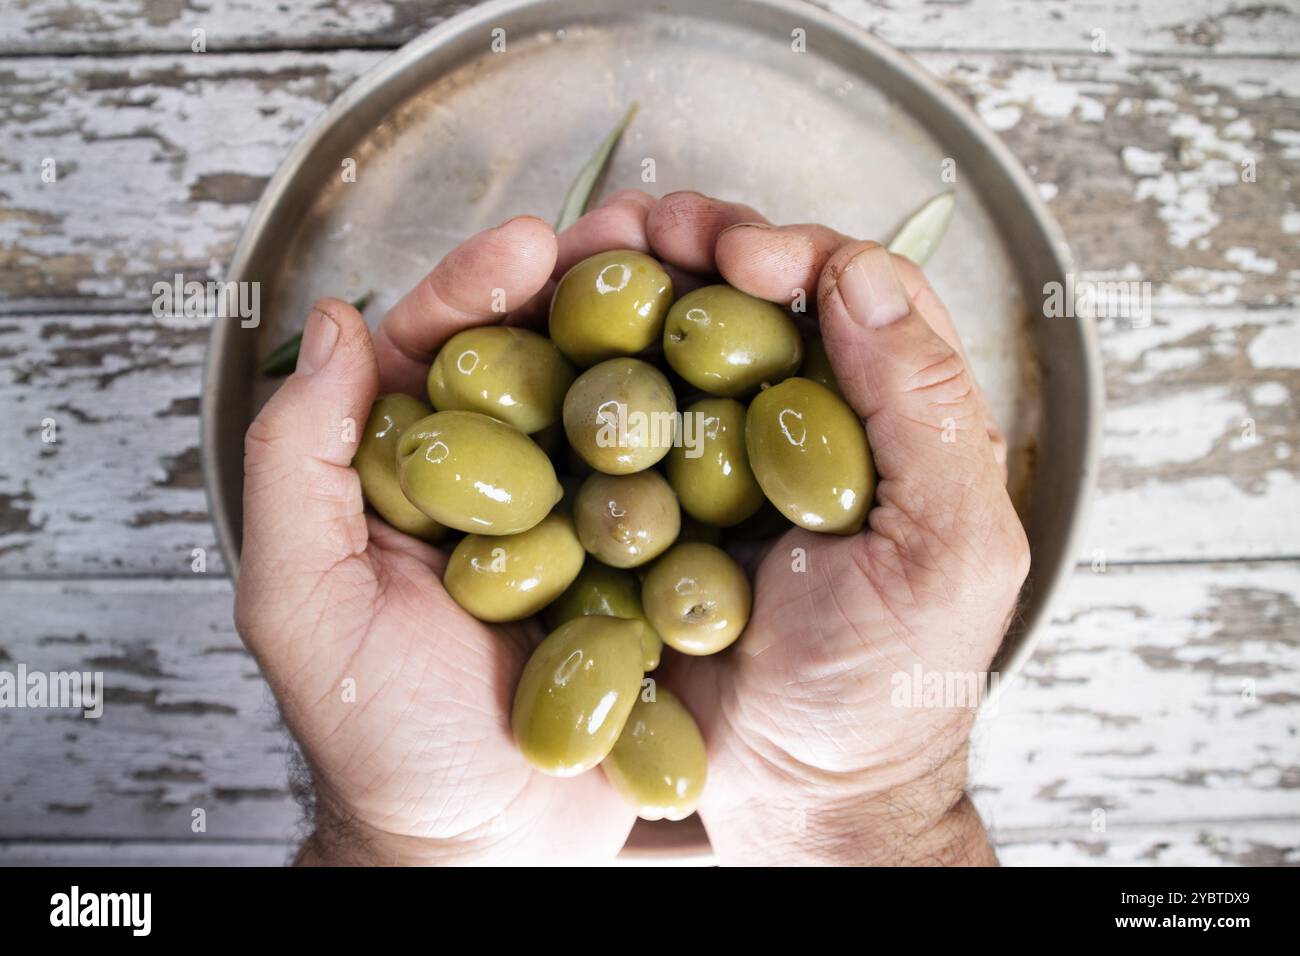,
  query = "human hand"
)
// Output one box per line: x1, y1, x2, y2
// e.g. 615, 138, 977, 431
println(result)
233, 198, 662, 865
641, 191, 1028, 865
